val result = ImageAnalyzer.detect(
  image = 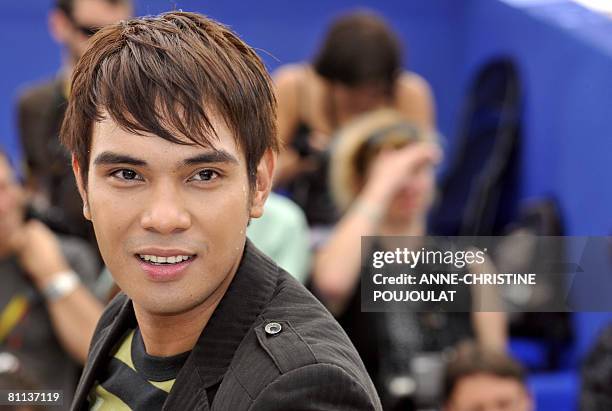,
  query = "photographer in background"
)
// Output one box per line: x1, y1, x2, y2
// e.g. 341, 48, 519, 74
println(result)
0, 150, 103, 405
17, 0, 132, 255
